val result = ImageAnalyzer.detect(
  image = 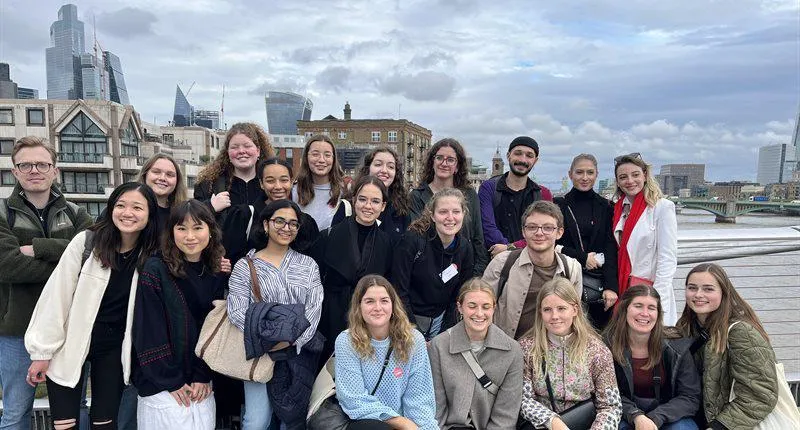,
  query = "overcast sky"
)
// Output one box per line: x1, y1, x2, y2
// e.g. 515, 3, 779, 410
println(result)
1, 0, 798, 189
